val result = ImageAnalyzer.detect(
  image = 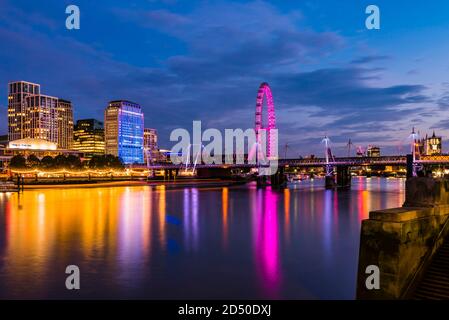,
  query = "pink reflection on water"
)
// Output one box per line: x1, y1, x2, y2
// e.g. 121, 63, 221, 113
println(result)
253, 187, 281, 298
